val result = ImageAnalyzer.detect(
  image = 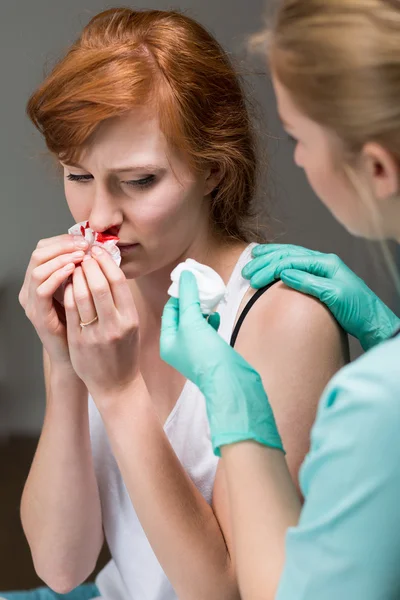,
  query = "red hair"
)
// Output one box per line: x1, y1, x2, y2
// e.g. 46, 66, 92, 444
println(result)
27, 8, 265, 241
